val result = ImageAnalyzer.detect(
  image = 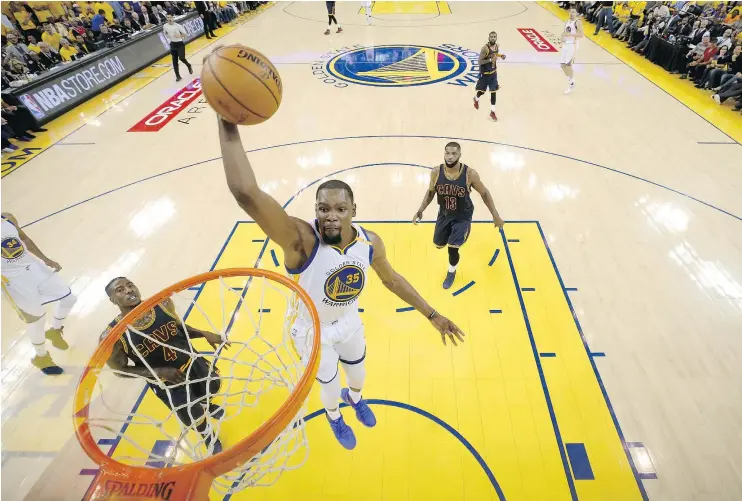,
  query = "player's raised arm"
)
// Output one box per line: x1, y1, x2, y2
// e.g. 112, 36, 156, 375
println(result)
412, 168, 438, 224
217, 118, 315, 266
366, 230, 465, 346
2, 212, 61, 271
468, 168, 504, 228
